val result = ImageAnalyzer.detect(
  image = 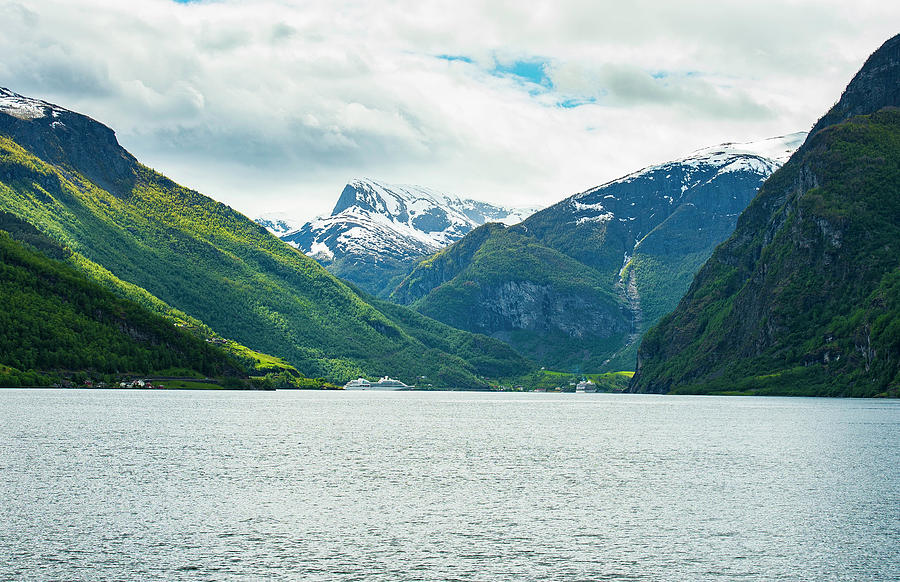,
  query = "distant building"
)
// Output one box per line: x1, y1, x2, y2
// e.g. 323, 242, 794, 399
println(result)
575, 379, 597, 393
